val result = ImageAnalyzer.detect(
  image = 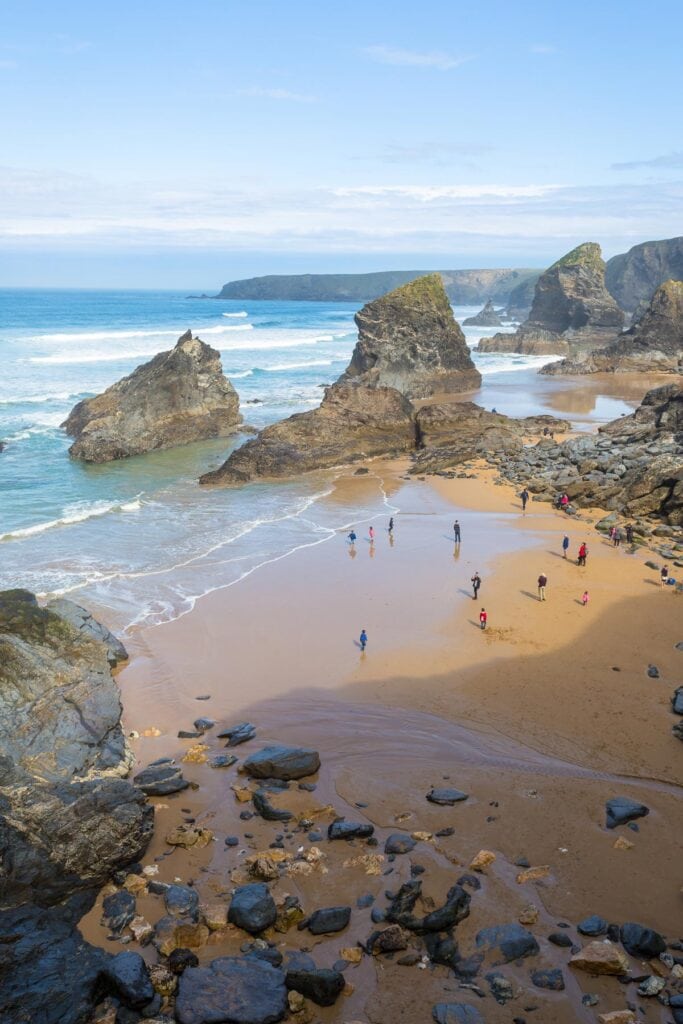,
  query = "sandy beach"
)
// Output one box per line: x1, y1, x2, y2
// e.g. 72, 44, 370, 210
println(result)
80, 456, 683, 1023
